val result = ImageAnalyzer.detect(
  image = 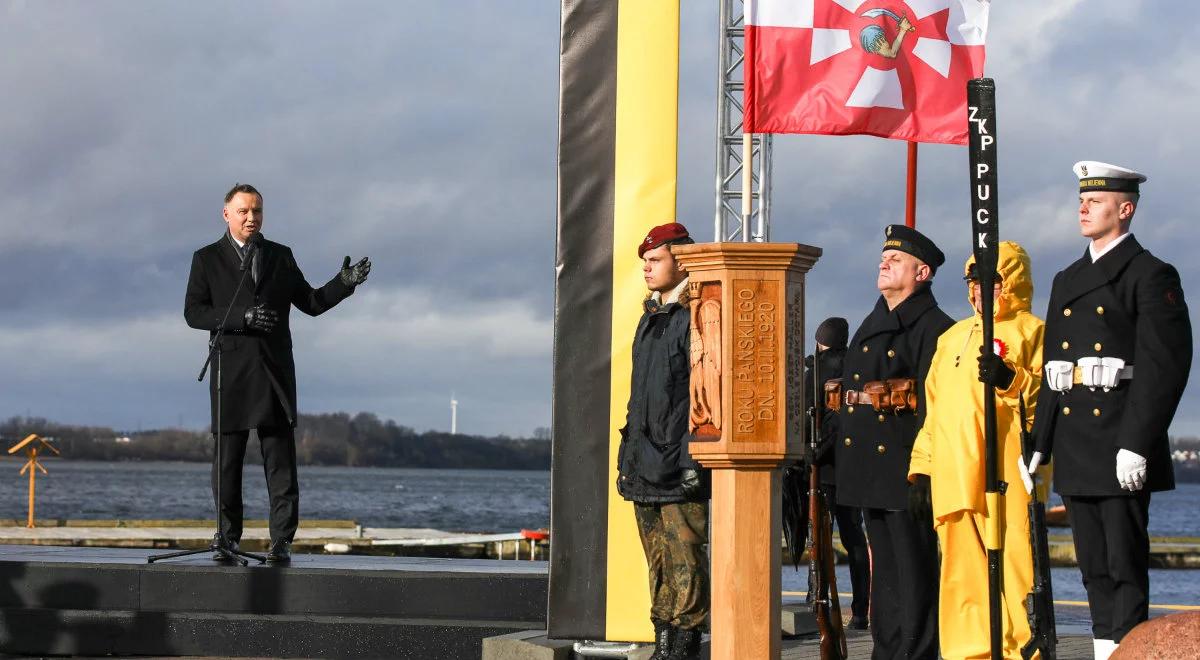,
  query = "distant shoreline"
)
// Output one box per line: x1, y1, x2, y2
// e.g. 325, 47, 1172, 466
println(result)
2, 412, 551, 471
